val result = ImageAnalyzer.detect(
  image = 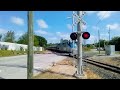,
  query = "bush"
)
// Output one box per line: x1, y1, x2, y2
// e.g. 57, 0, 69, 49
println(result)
0, 50, 27, 57
0, 50, 14, 57
83, 47, 91, 51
